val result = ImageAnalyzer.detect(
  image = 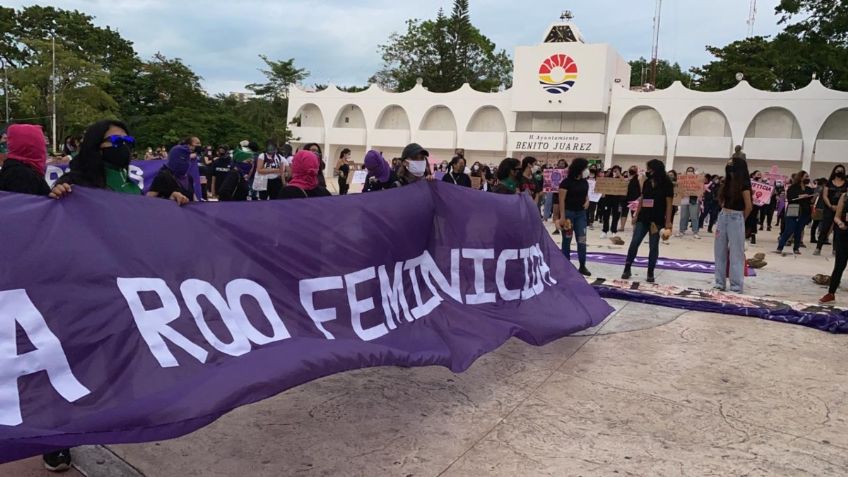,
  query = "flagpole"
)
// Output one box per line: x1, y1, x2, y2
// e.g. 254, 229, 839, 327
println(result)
51, 35, 57, 154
